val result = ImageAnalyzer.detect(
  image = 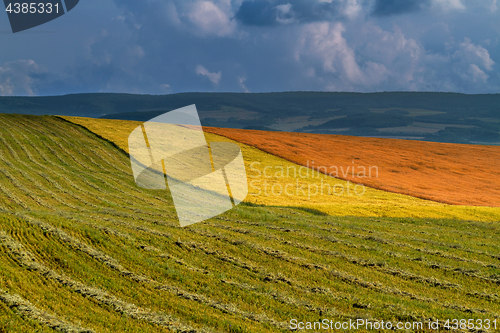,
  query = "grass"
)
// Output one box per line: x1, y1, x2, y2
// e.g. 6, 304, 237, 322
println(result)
0, 114, 498, 332
65, 116, 500, 222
